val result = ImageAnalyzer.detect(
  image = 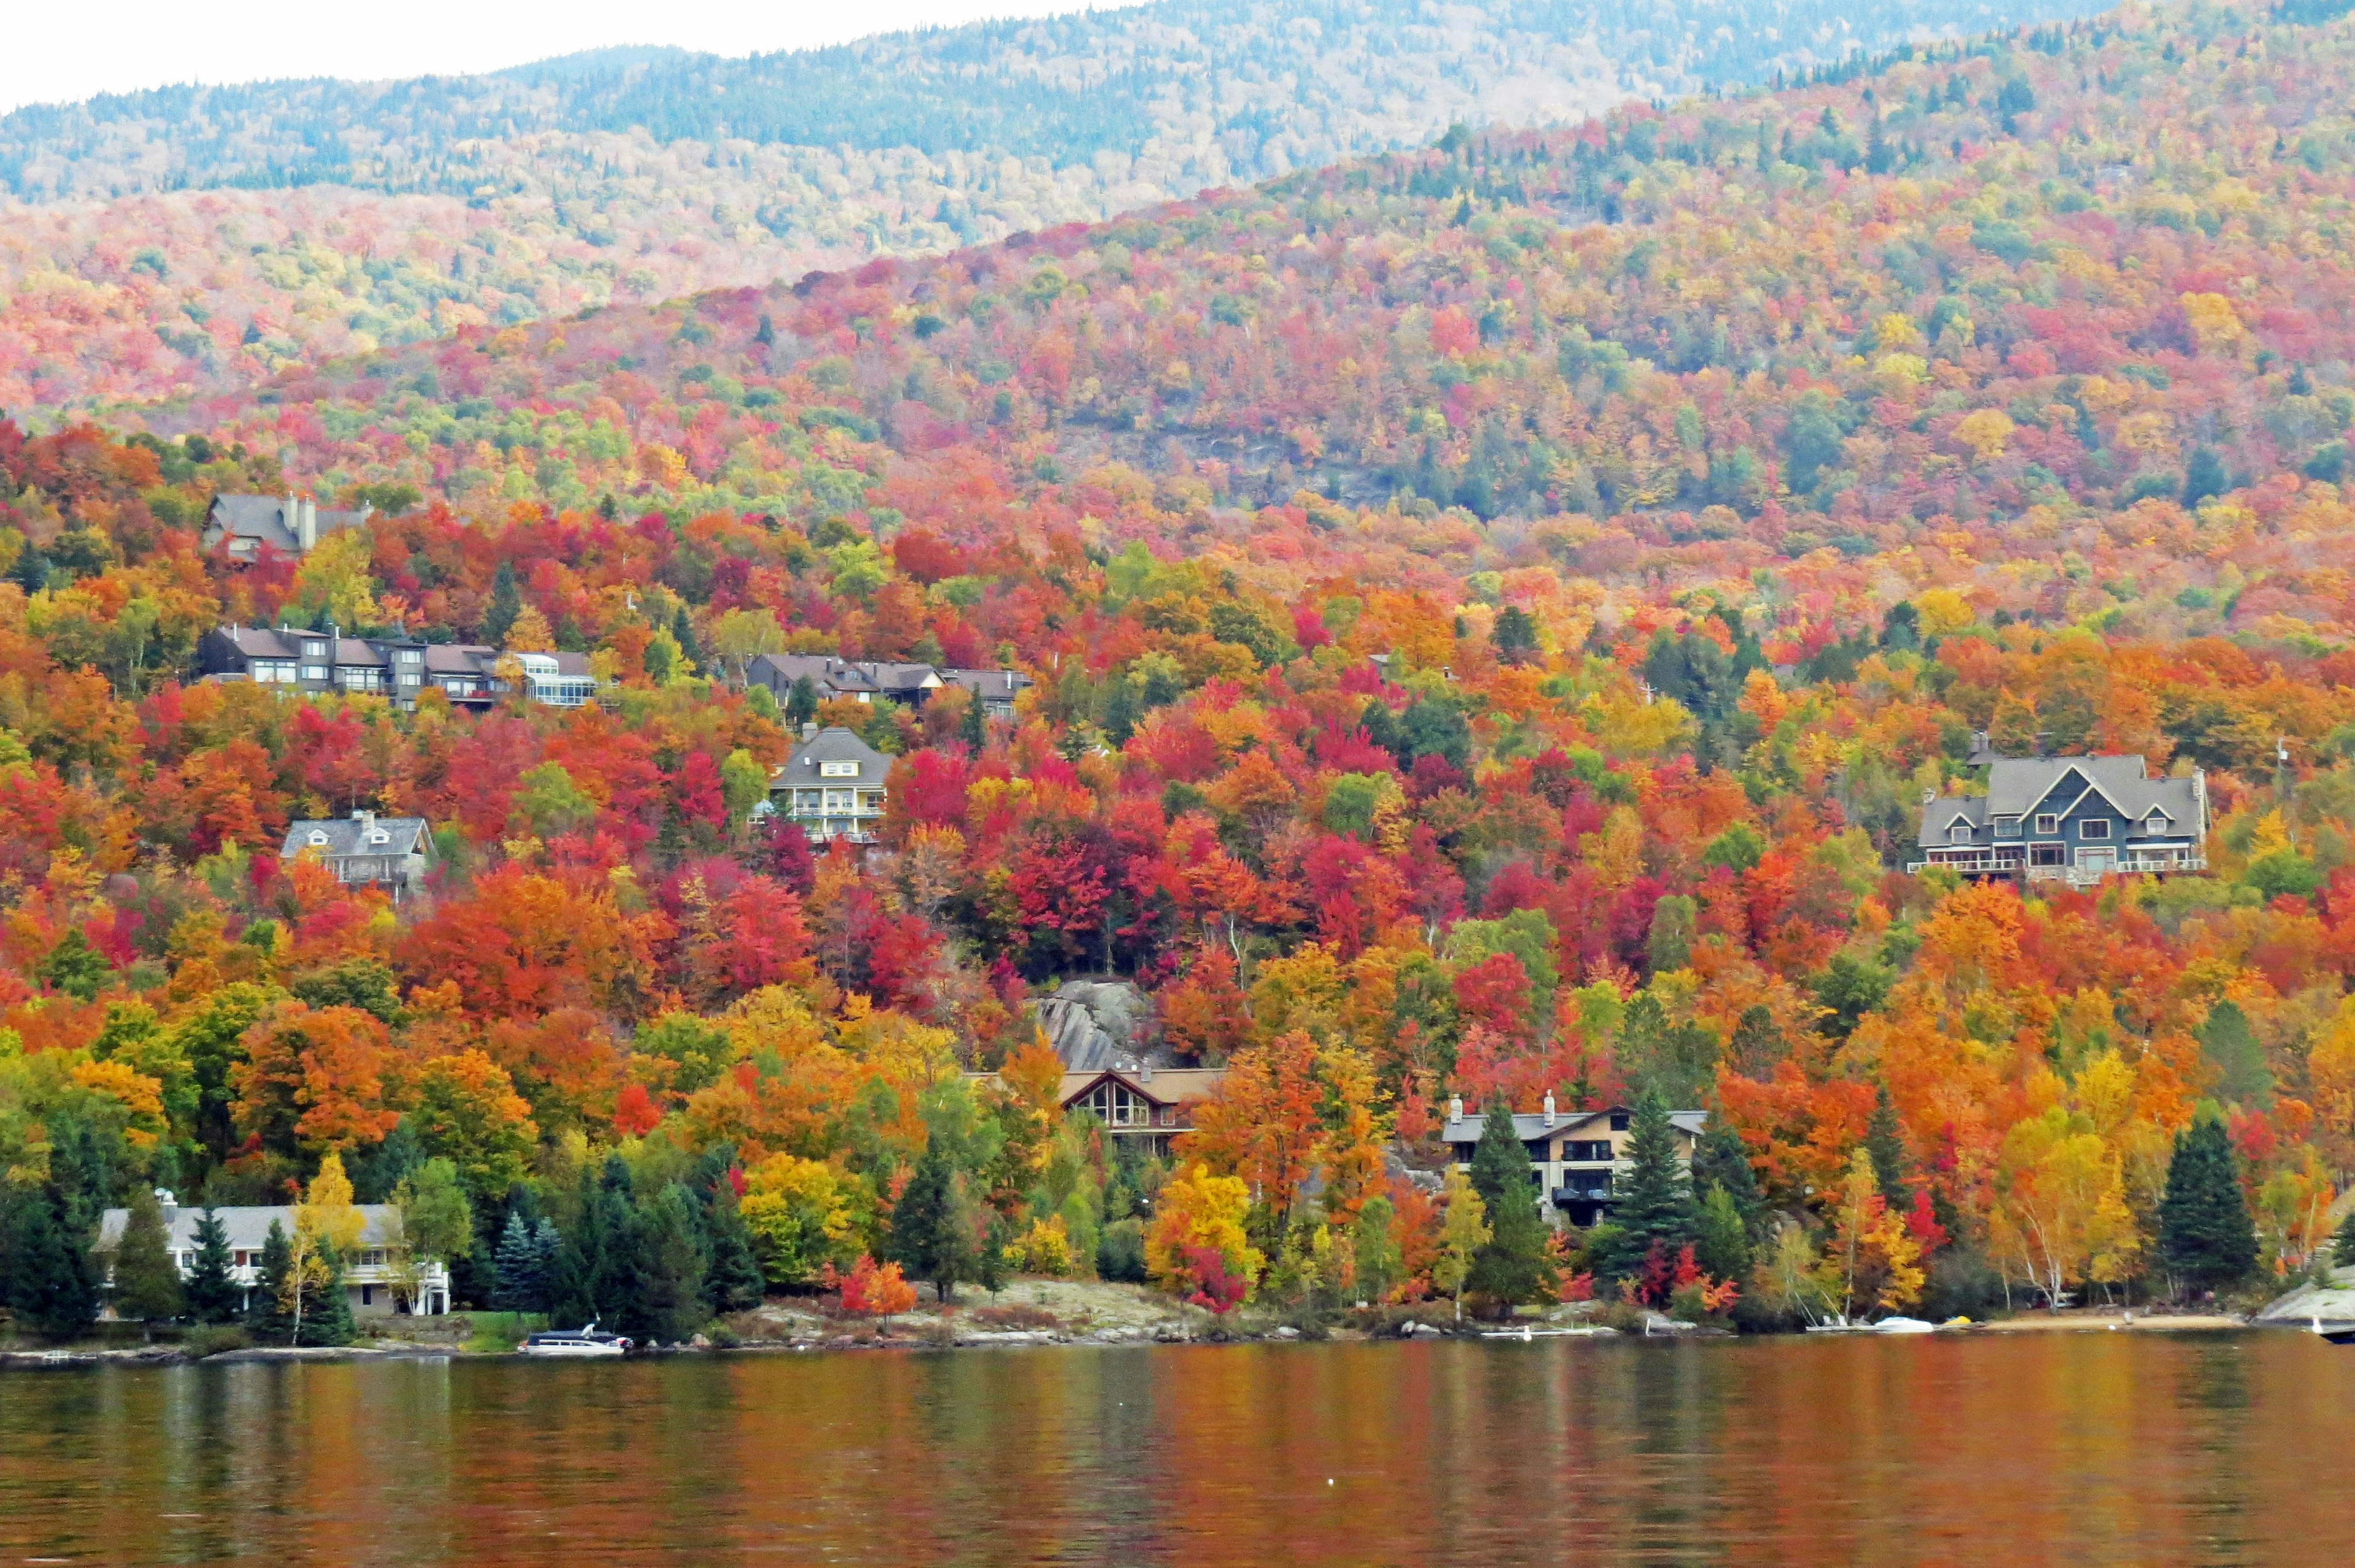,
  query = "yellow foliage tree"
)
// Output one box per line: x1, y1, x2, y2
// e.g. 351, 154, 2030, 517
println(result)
1818, 1150, 1924, 1320
1144, 1162, 1263, 1298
